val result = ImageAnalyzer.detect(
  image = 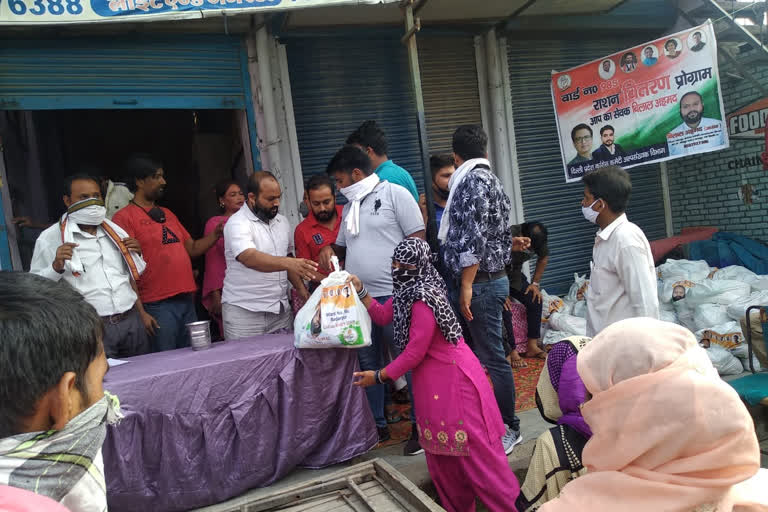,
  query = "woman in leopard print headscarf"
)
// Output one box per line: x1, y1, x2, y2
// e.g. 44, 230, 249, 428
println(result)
350, 237, 521, 512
